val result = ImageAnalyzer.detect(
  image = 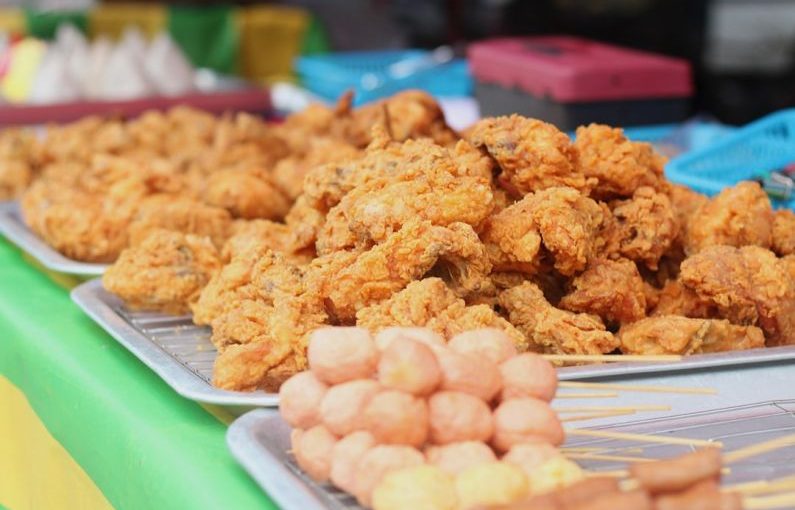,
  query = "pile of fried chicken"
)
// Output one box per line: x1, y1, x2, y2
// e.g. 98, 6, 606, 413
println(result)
9, 91, 794, 392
